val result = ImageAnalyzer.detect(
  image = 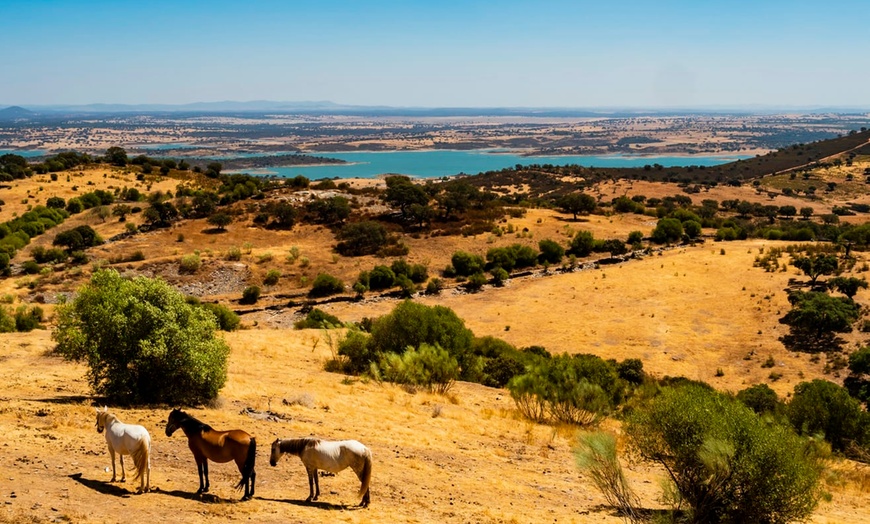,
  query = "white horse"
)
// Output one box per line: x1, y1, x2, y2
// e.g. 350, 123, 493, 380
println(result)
95, 407, 151, 493
270, 437, 372, 507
